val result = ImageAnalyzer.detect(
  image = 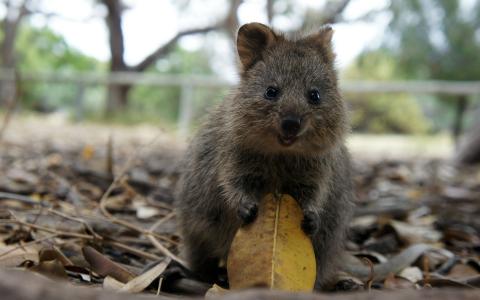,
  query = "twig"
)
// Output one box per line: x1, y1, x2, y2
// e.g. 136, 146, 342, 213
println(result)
0, 192, 49, 207
0, 70, 20, 144
0, 233, 58, 258
362, 257, 374, 291
3, 217, 160, 262
423, 255, 431, 288
116, 234, 178, 247
7, 218, 94, 240
149, 212, 175, 232
146, 198, 173, 210
104, 240, 161, 261
26, 205, 47, 237
157, 276, 164, 296
146, 212, 186, 267
47, 208, 102, 240
106, 134, 114, 178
